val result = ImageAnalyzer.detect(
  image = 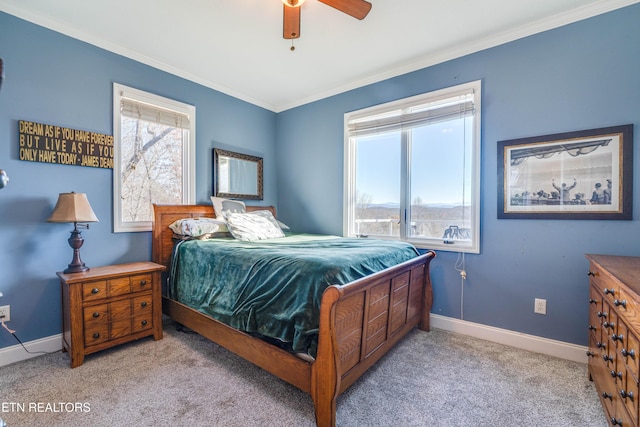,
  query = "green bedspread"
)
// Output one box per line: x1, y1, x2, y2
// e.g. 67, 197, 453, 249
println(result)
168, 234, 420, 357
